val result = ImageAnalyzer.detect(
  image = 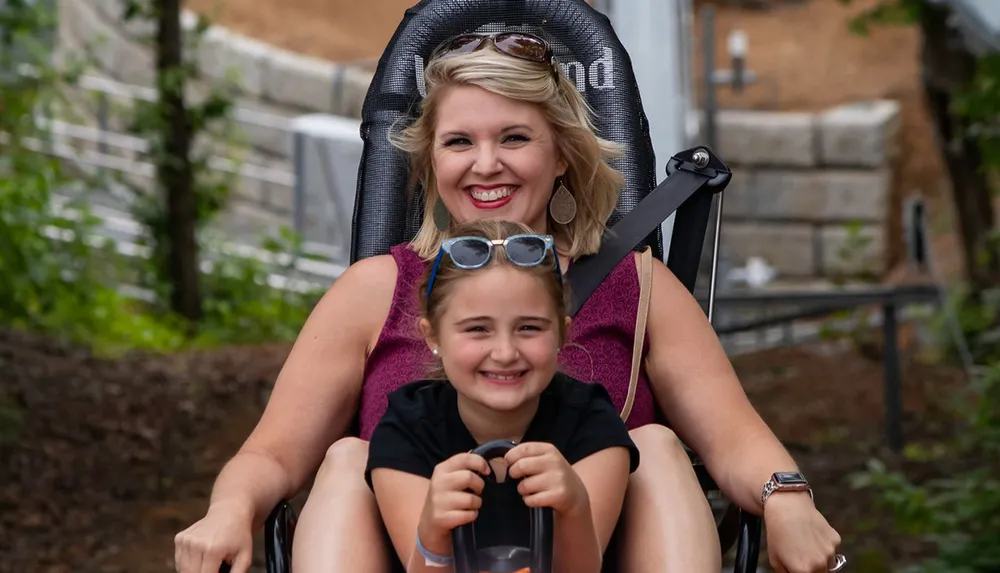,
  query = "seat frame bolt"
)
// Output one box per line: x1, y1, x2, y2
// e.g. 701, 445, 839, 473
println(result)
692, 148, 710, 168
